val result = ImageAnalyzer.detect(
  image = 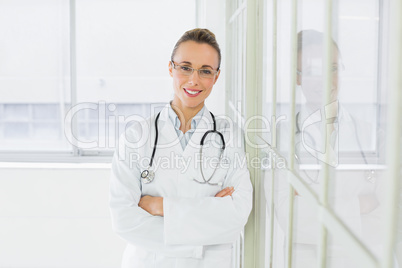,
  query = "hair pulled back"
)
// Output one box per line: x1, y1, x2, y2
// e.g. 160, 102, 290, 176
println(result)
297, 29, 340, 54
171, 28, 221, 70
